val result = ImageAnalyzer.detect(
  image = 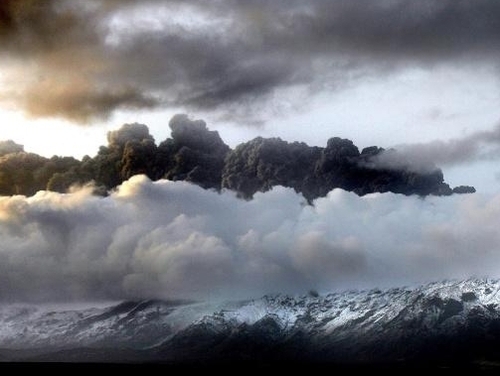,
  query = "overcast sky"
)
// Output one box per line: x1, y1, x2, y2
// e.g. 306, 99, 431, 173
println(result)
1, 1, 500, 301
1, 0, 500, 192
